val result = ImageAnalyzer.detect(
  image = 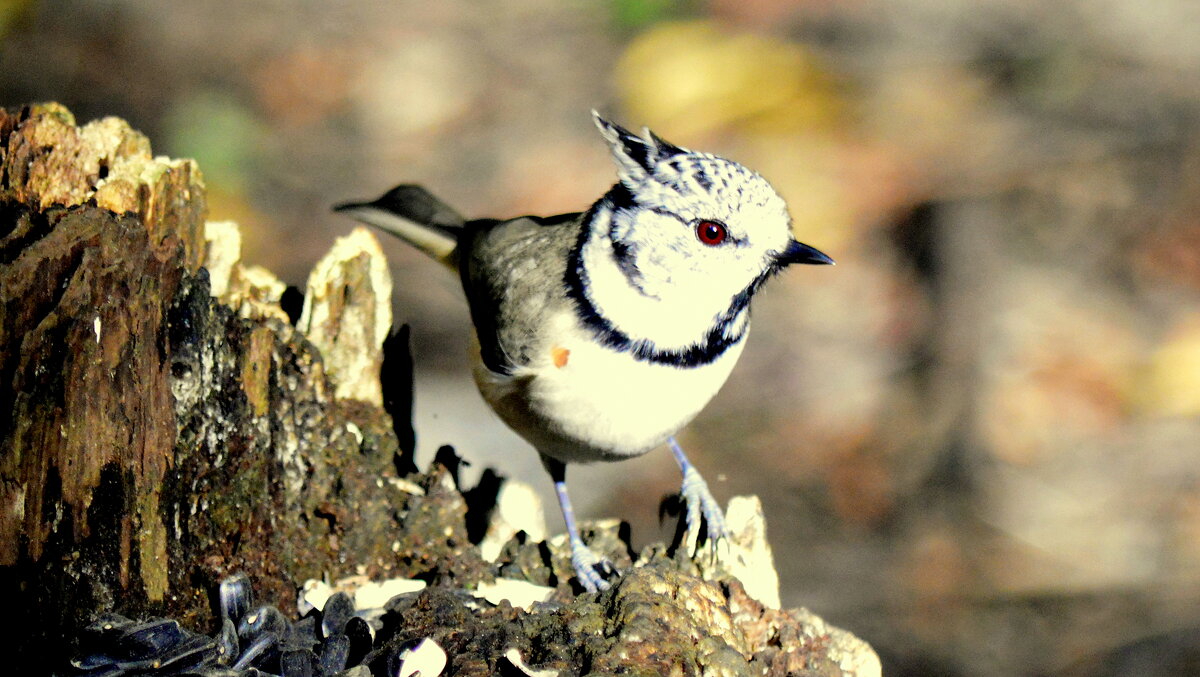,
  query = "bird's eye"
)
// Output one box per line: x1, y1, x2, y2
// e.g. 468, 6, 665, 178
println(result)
695, 220, 728, 246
